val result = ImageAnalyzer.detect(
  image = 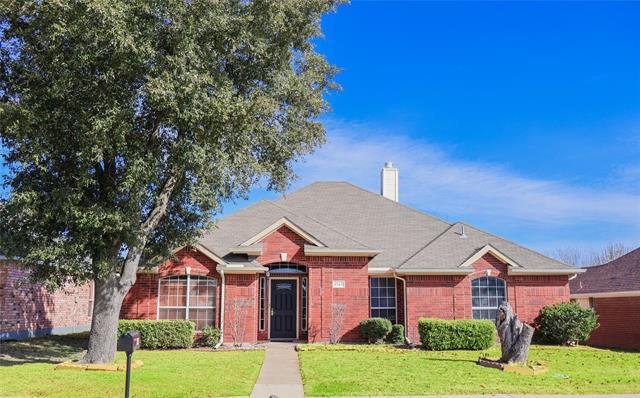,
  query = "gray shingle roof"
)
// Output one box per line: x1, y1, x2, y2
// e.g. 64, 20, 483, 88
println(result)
399, 222, 570, 271
198, 197, 371, 261
197, 181, 579, 272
